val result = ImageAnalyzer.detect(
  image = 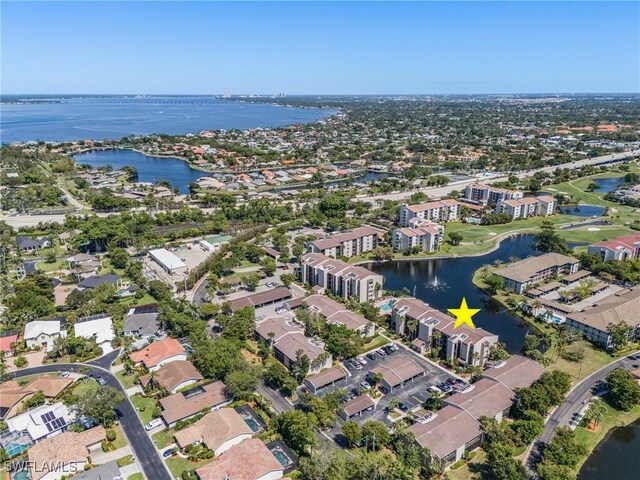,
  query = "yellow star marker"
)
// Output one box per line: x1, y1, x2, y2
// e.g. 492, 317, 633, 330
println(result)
448, 297, 480, 329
